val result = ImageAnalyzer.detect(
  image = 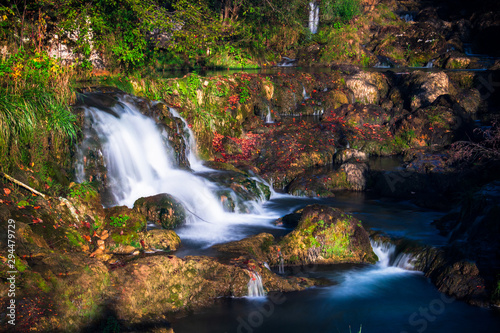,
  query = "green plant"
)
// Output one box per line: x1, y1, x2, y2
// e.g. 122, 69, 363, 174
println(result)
109, 214, 130, 228
69, 181, 98, 200
239, 85, 250, 104
321, 0, 361, 23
